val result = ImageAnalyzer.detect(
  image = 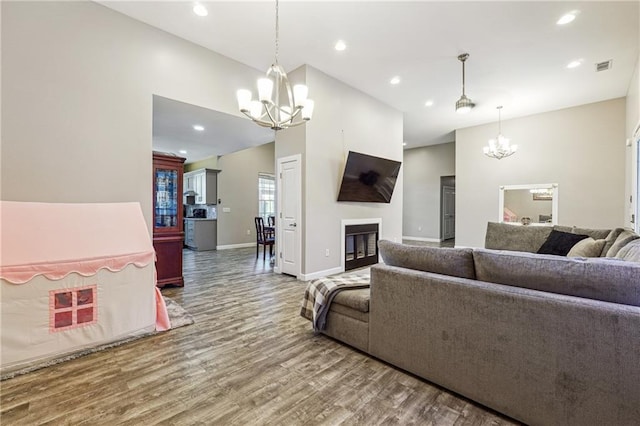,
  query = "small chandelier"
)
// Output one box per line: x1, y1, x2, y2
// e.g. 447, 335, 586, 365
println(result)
236, 0, 314, 131
483, 106, 517, 159
455, 53, 475, 113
